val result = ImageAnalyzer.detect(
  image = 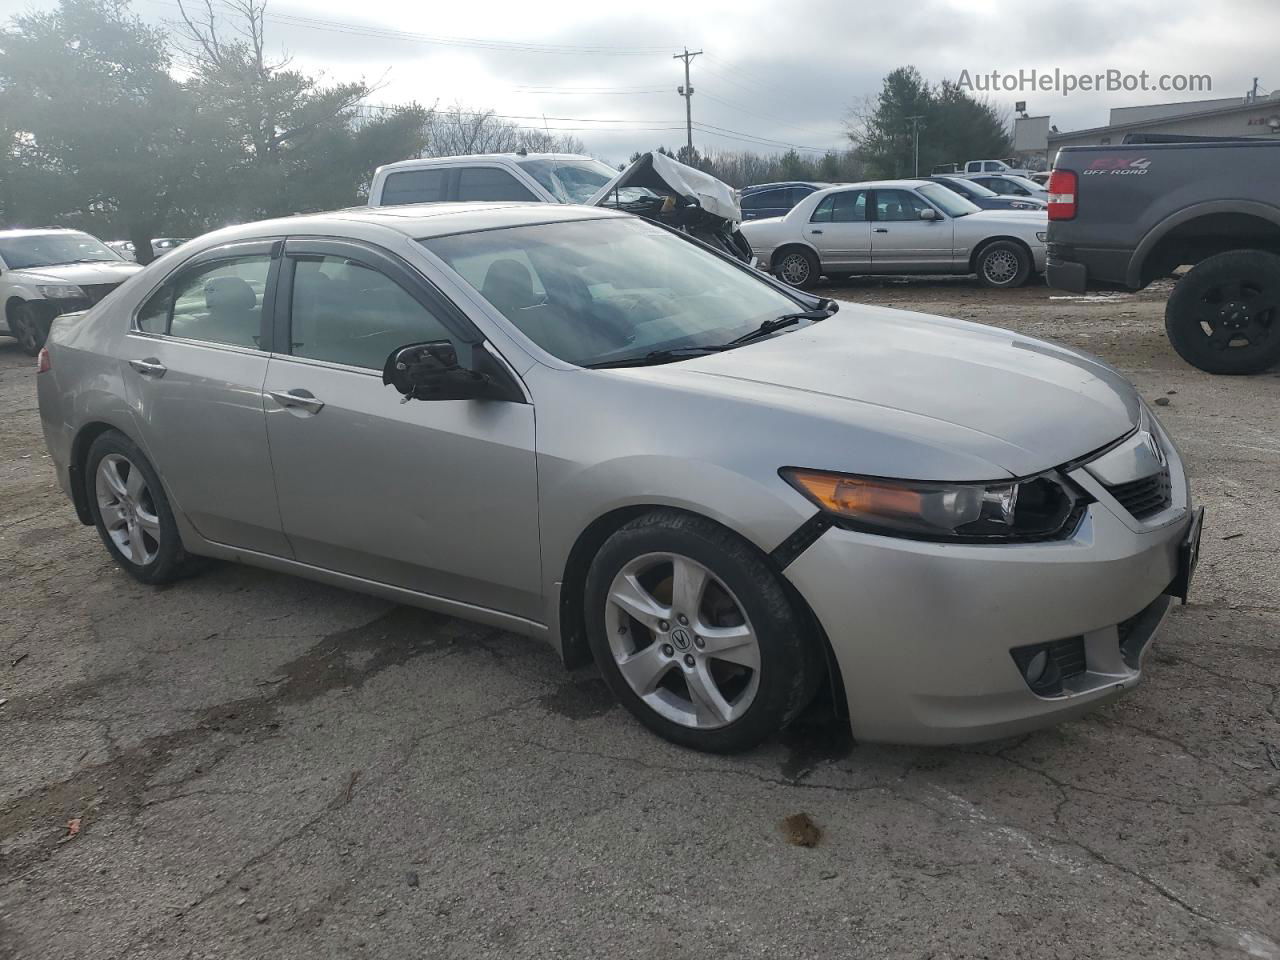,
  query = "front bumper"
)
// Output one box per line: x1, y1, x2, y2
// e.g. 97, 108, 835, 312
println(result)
783, 435, 1194, 745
